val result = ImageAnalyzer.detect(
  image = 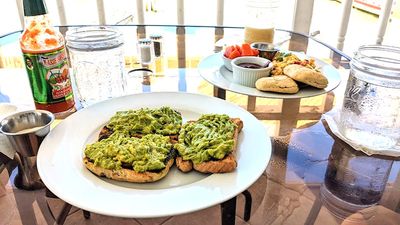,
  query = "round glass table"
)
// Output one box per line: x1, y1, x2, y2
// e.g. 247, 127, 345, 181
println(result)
0, 25, 399, 225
